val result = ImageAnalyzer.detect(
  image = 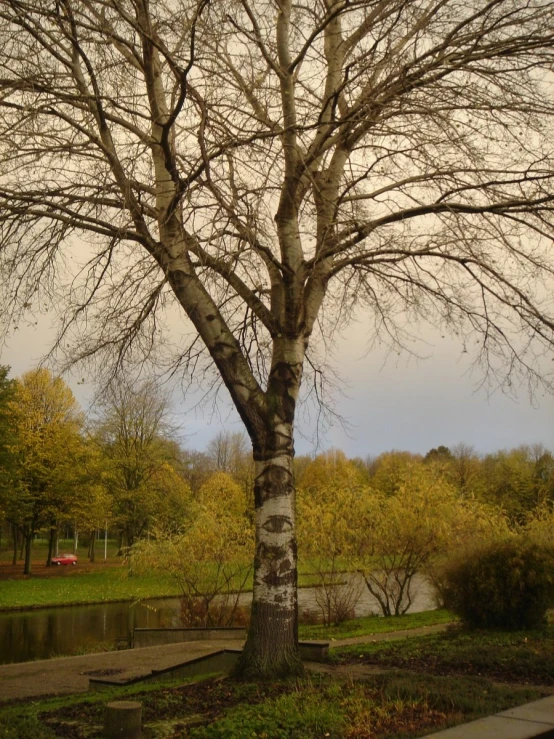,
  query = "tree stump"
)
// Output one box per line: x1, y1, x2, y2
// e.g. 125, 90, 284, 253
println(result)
104, 701, 142, 738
